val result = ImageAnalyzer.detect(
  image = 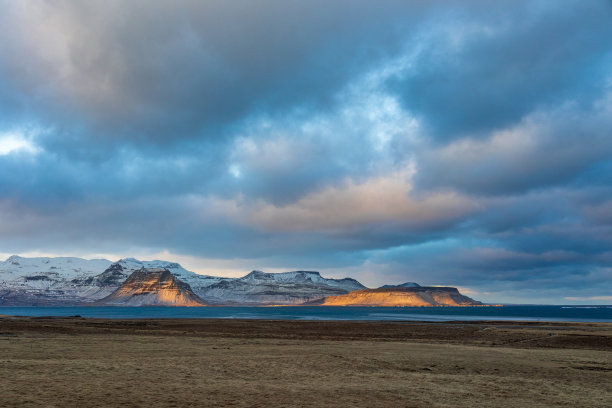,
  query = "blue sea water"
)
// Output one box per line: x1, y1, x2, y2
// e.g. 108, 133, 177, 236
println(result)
0, 305, 611, 322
